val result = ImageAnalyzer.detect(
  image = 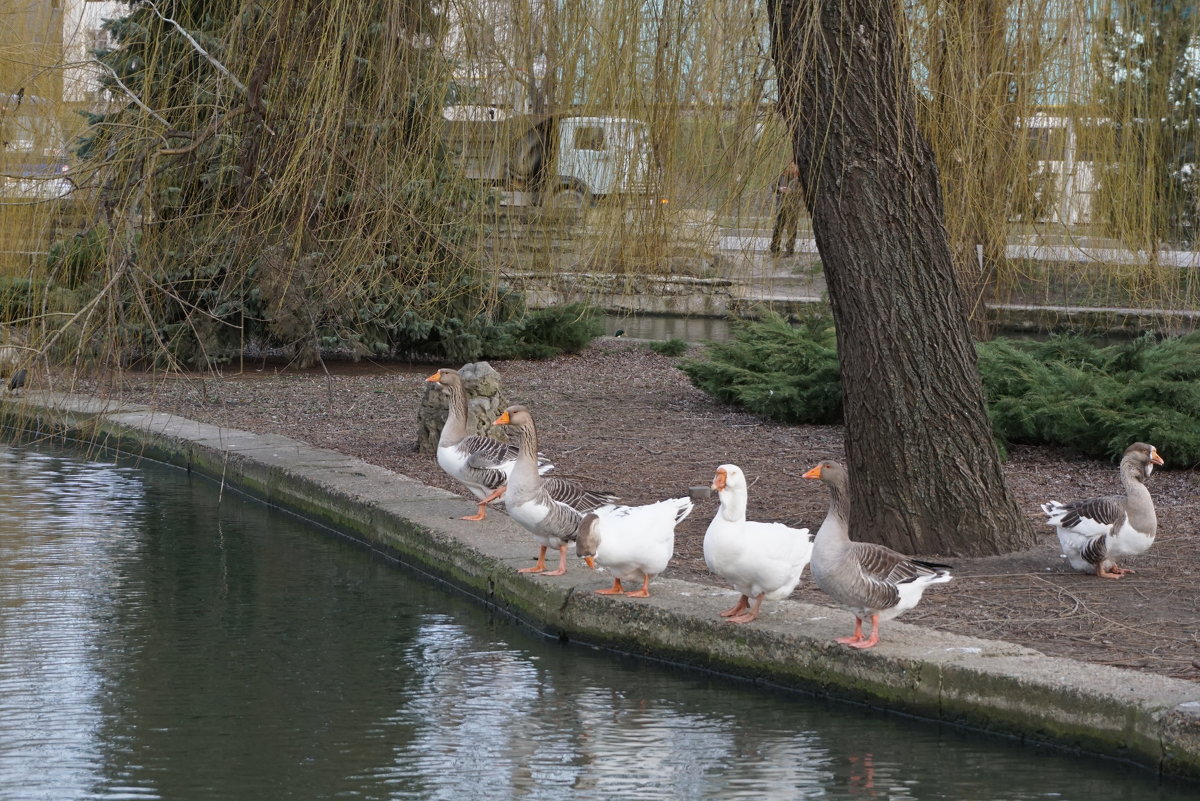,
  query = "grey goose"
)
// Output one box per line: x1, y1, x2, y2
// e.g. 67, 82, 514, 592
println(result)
1041, 442, 1163, 578
802, 460, 952, 650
